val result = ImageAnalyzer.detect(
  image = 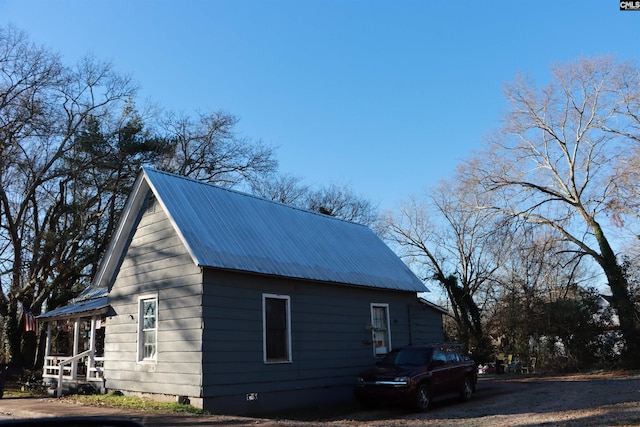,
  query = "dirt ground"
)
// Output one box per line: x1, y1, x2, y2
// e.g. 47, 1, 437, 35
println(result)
375, 371, 640, 427
1, 372, 640, 426
313, 371, 640, 427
